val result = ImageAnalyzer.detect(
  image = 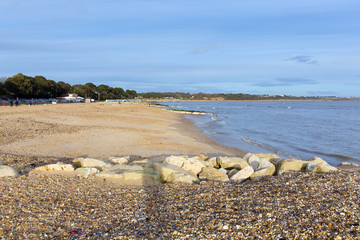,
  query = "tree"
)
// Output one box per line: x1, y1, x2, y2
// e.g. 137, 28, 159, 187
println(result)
0, 81, 5, 95
4, 73, 36, 98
